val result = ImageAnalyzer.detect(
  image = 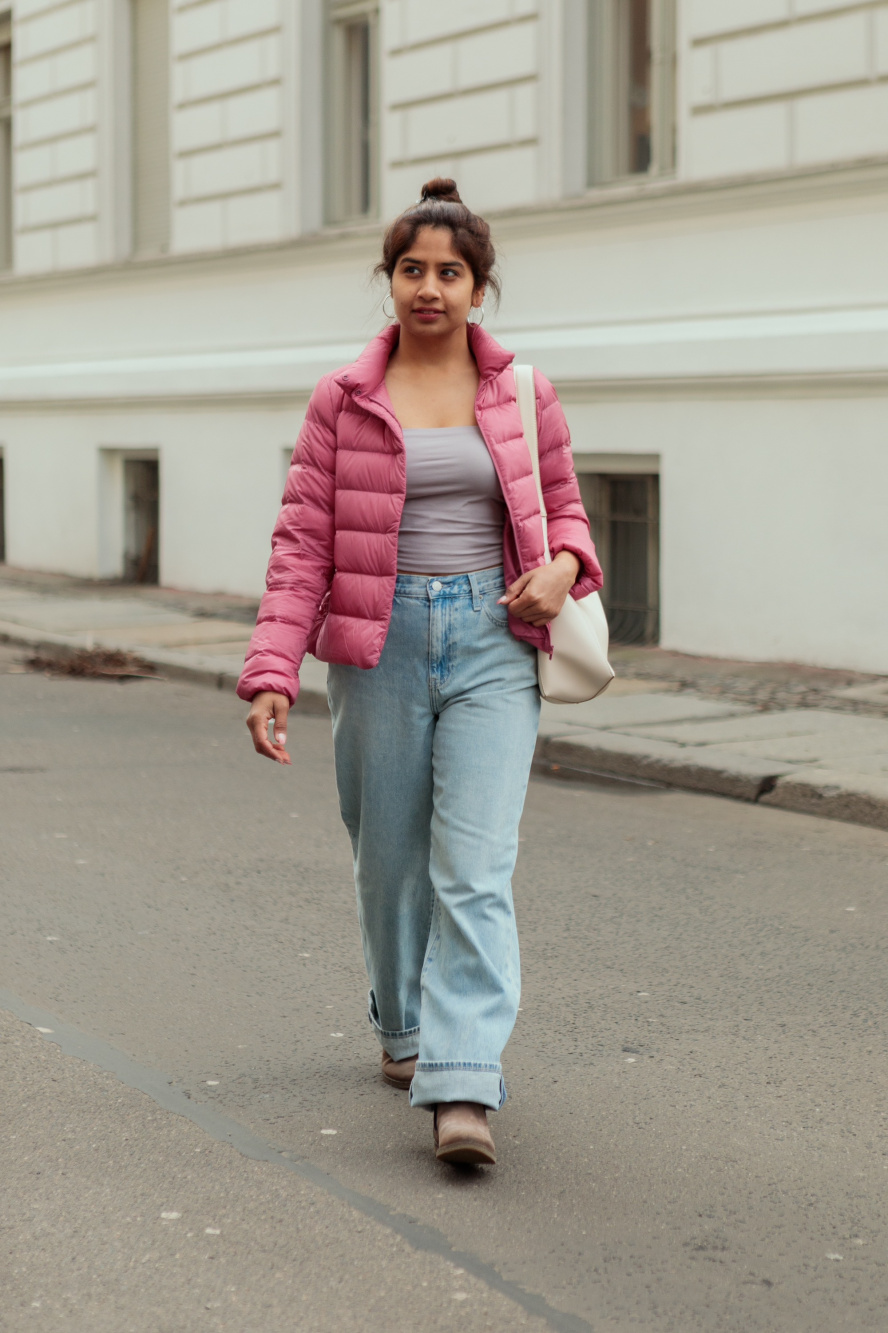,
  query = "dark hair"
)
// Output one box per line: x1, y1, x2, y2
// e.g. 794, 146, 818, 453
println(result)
375, 178, 501, 305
